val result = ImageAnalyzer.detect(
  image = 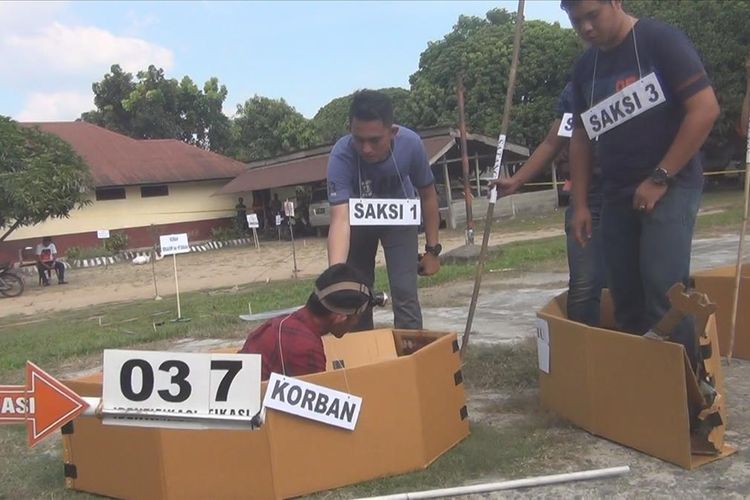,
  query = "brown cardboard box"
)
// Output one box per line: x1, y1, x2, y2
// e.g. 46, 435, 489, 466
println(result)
61, 329, 469, 499
692, 264, 750, 359
538, 292, 735, 469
